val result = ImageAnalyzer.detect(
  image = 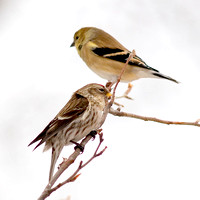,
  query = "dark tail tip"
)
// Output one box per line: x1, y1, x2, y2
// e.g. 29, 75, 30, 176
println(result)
152, 72, 179, 84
